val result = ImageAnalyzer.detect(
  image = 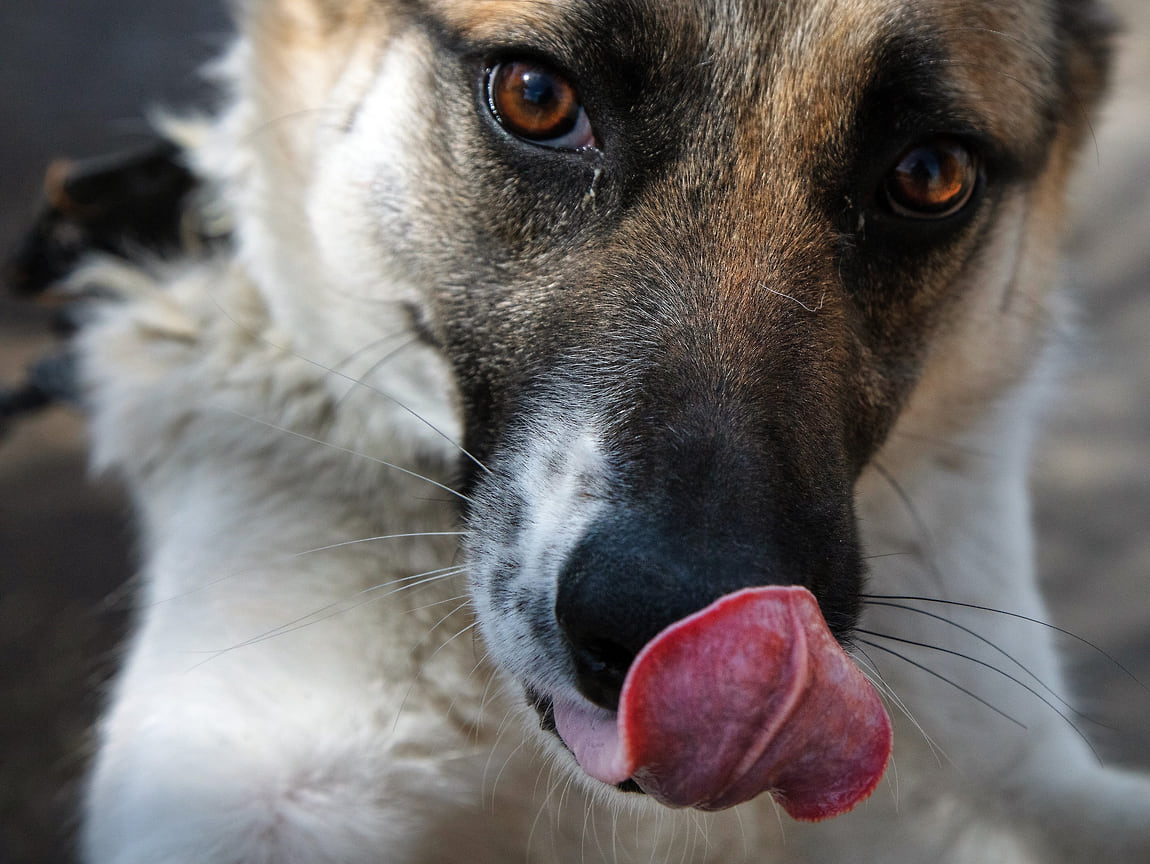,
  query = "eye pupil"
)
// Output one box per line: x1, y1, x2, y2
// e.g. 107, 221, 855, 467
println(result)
520, 70, 561, 109
489, 60, 585, 145
885, 139, 977, 218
